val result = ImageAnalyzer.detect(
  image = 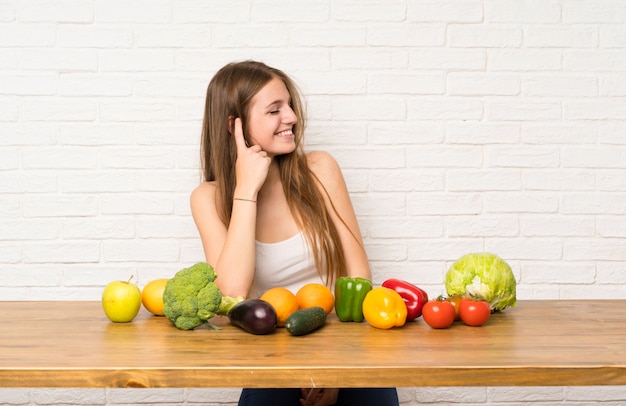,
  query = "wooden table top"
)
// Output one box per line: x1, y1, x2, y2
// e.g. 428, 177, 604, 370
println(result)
1, 300, 625, 388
